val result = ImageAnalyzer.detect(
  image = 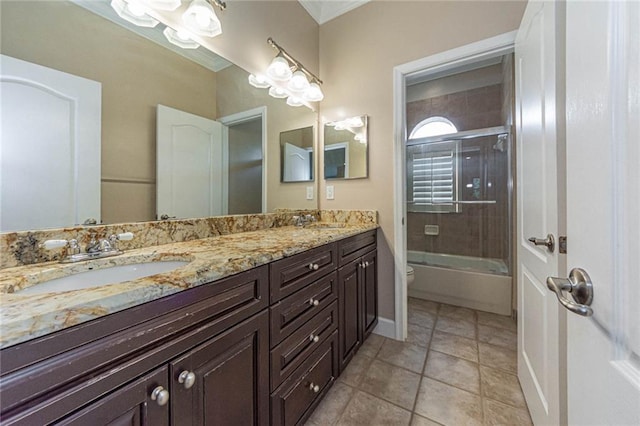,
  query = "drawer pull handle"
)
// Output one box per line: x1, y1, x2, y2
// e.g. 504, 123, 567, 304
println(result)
309, 383, 320, 393
309, 334, 320, 343
309, 298, 320, 306
178, 370, 196, 389
308, 263, 319, 270
151, 386, 170, 406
